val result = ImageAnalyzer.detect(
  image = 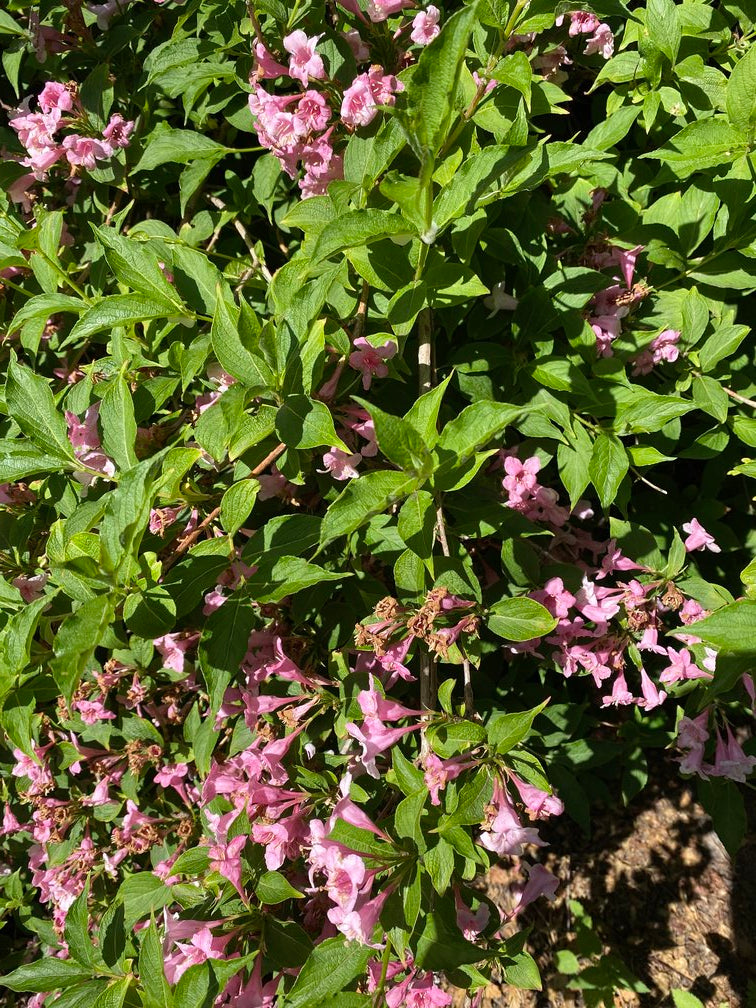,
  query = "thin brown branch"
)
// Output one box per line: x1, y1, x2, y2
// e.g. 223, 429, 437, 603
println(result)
352, 280, 370, 342
207, 195, 273, 283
